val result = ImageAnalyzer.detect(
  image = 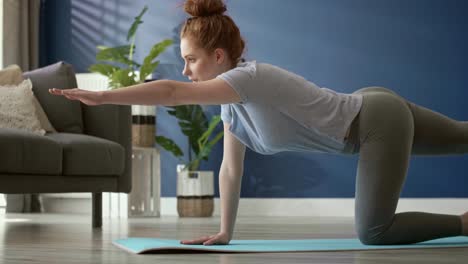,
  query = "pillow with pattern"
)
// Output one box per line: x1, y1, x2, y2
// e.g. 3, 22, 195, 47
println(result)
0, 79, 46, 135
